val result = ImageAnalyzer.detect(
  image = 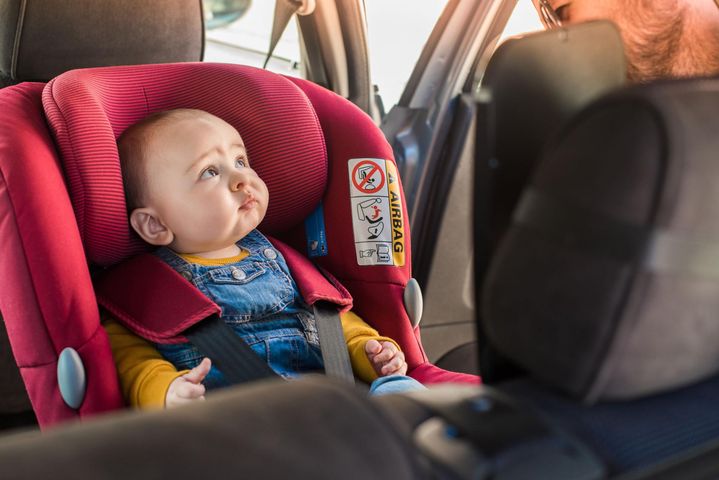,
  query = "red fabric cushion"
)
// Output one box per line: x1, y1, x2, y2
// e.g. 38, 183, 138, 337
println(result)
409, 363, 481, 385
42, 63, 327, 267
286, 78, 478, 385
283, 78, 427, 369
0, 82, 123, 427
